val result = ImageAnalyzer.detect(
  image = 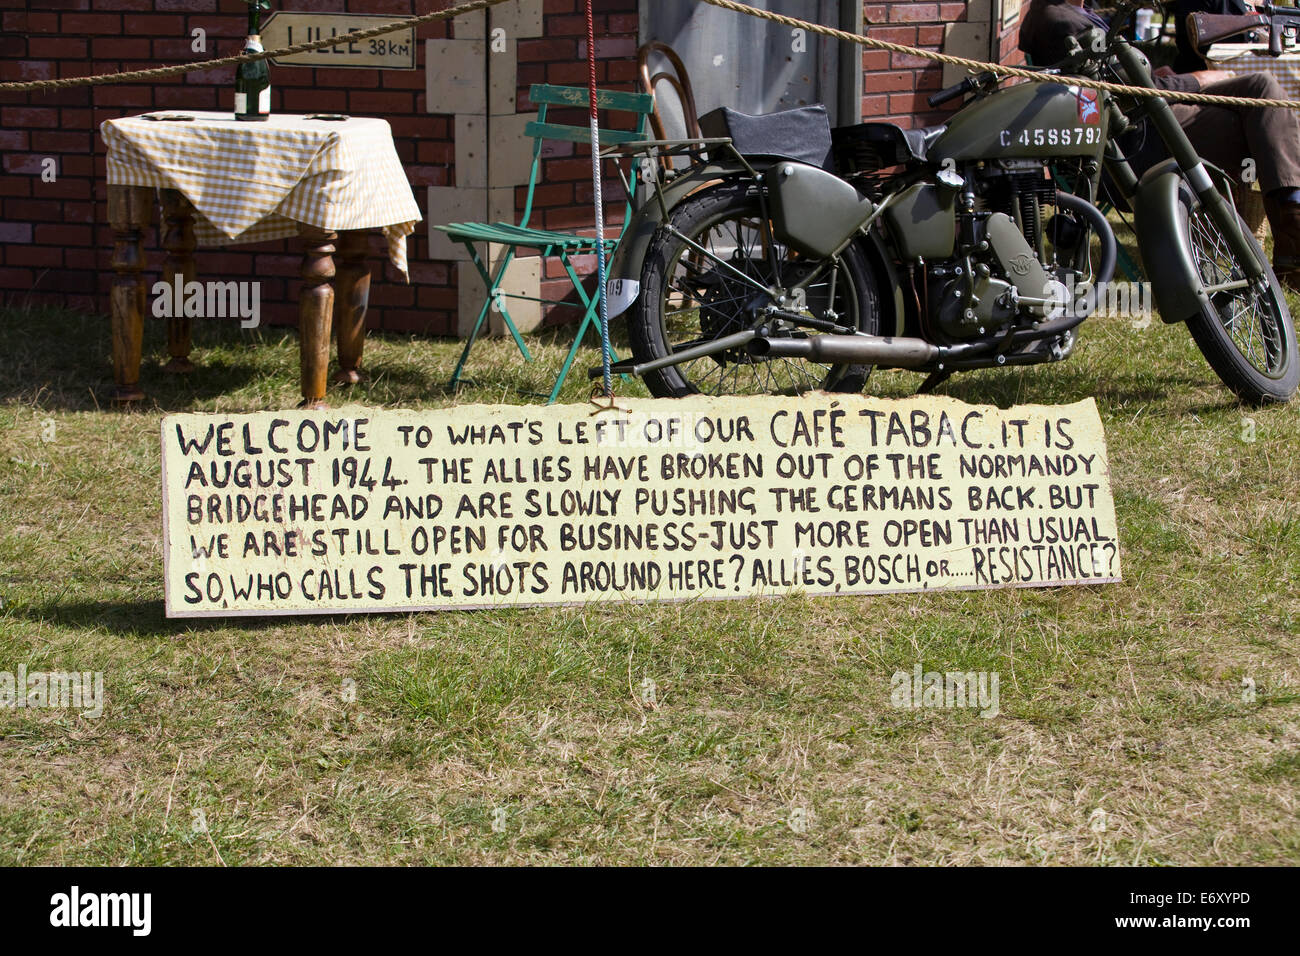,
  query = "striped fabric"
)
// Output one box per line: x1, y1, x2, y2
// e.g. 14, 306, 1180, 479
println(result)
101, 111, 422, 280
